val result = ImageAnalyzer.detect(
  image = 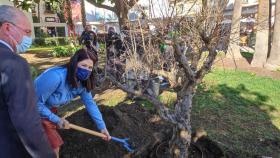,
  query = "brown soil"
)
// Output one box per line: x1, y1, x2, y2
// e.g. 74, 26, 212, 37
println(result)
59, 103, 225, 158
21, 51, 69, 73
